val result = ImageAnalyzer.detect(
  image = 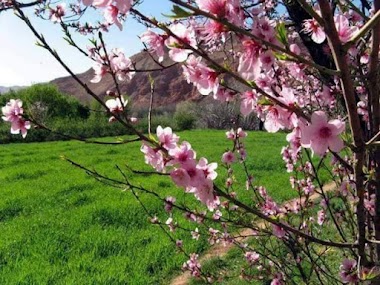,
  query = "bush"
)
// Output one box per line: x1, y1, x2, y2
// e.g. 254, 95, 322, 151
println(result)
0, 84, 89, 123
195, 100, 260, 130
0, 84, 132, 143
173, 102, 197, 131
